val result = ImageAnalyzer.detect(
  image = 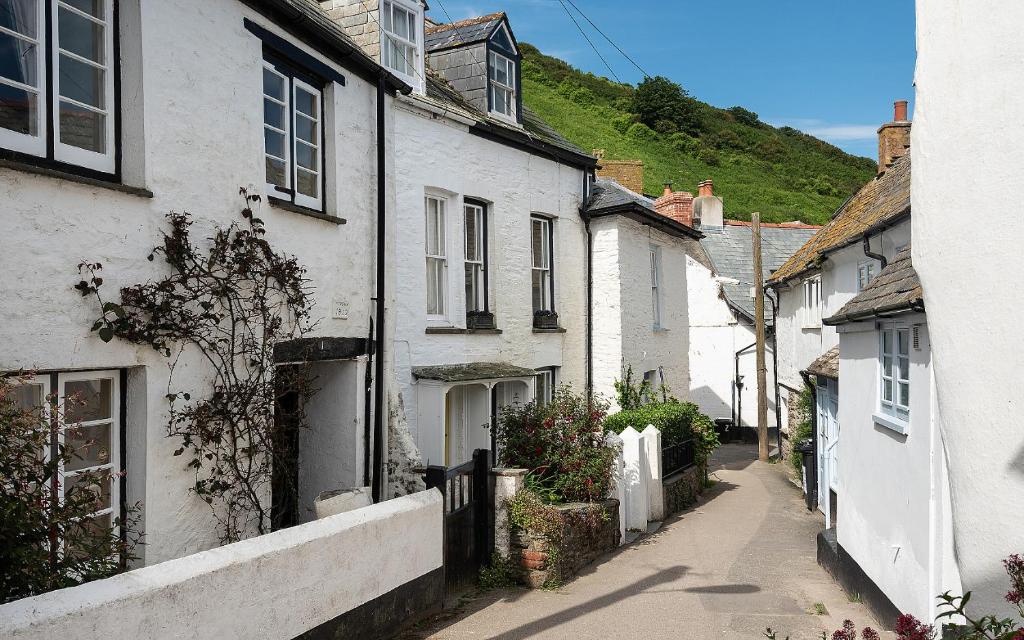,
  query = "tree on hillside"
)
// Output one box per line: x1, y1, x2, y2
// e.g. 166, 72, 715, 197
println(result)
631, 76, 702, 137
